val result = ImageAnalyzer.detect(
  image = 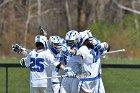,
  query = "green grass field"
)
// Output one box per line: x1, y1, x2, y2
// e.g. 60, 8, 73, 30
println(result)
0, 58, 140, 93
